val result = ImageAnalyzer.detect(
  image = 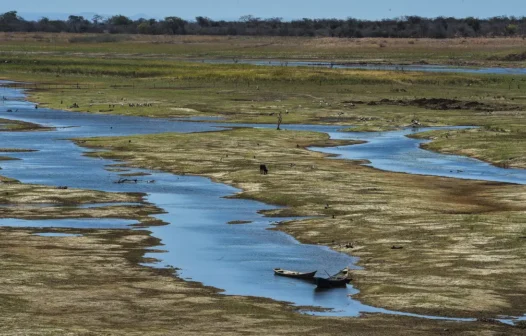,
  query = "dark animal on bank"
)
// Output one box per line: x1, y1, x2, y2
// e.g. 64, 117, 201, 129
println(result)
259, 164, 268, 175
